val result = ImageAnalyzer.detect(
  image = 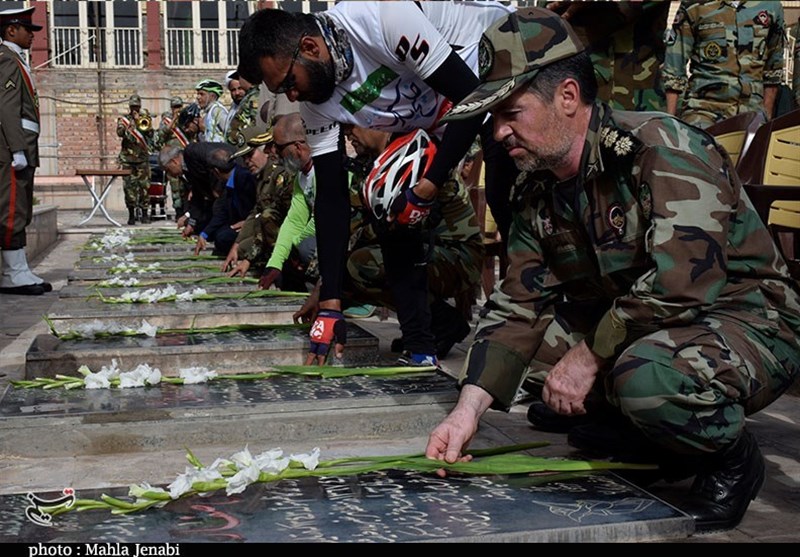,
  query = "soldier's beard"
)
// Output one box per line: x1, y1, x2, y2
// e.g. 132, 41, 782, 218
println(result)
506, 133, 573, 173
505, 109, 573, 173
